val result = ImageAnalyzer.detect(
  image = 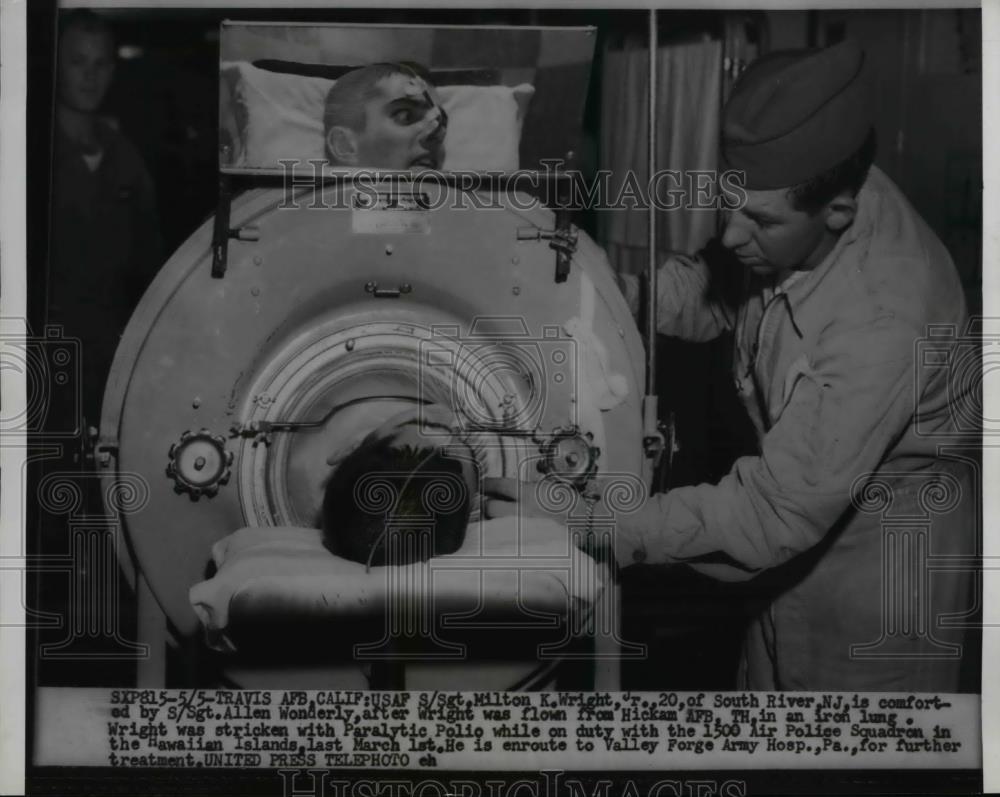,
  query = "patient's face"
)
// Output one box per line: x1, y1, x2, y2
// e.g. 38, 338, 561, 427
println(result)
357, 73, 447, 170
